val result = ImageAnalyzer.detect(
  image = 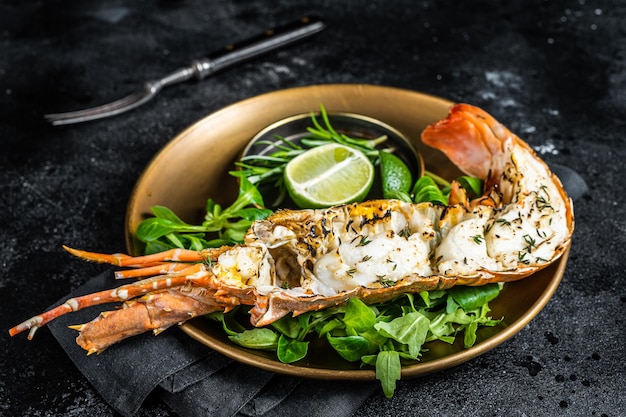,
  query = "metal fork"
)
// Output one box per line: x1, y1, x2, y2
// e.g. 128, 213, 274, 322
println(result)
44, 16, 325, 126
